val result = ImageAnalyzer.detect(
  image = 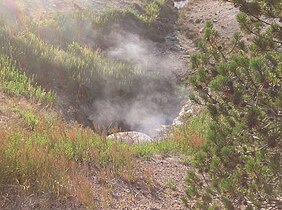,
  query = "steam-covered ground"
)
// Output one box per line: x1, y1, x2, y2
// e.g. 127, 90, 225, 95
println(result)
19, 0, 190, 137
87, 31, 186, 136
1, 0, 238, 138
1, 0, 190, 137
